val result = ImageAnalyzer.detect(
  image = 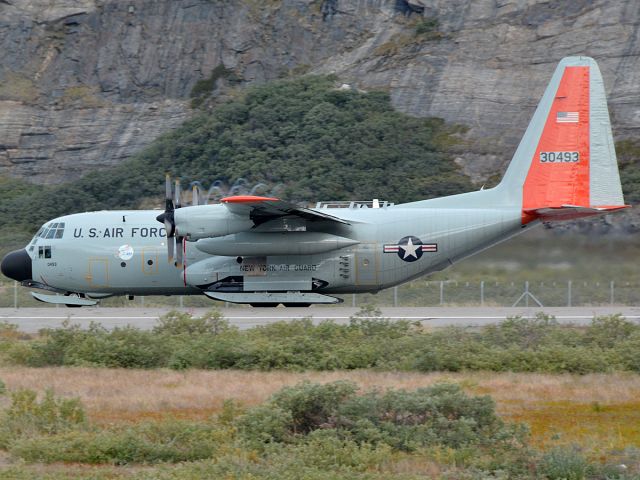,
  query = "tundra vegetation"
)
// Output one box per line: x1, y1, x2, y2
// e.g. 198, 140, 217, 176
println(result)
0, 309, 639, 478
2, 309, 640, 374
